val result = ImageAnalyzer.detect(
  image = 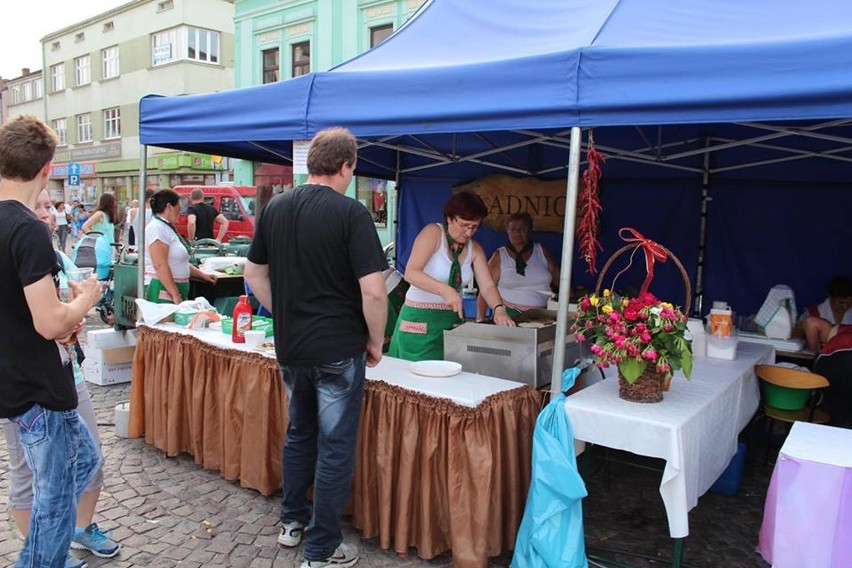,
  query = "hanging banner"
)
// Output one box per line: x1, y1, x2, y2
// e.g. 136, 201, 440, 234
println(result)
453, 173, 583, 233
